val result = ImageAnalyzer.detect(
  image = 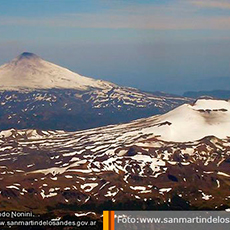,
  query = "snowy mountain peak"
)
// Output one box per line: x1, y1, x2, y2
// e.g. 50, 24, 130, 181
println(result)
16, 52, 40, 61
0, 53, 113, 91
9, 52, 44, 70
191, 98, 230, 110
144, 99, 230, 142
